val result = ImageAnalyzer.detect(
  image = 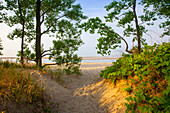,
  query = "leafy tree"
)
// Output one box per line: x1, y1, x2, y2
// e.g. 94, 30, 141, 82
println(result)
2, 0, 86, 71
34, 0, 87, 68
2, 0, 35, 65
81, 0, 169, 55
